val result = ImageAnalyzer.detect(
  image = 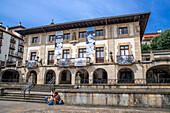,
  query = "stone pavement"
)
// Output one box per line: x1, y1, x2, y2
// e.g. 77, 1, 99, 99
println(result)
0, 101, 170, 113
